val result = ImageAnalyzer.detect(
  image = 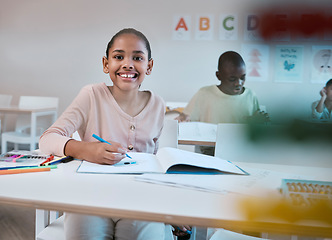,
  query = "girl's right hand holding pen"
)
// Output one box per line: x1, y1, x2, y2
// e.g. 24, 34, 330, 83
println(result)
64, 139, 127, 165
